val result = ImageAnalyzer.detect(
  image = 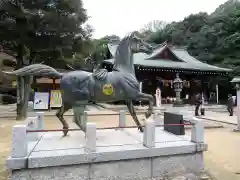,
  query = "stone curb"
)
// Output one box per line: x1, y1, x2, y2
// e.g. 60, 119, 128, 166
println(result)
204, 169, 218, 180
0, 113, 74, 118
199, 117, 237, 126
